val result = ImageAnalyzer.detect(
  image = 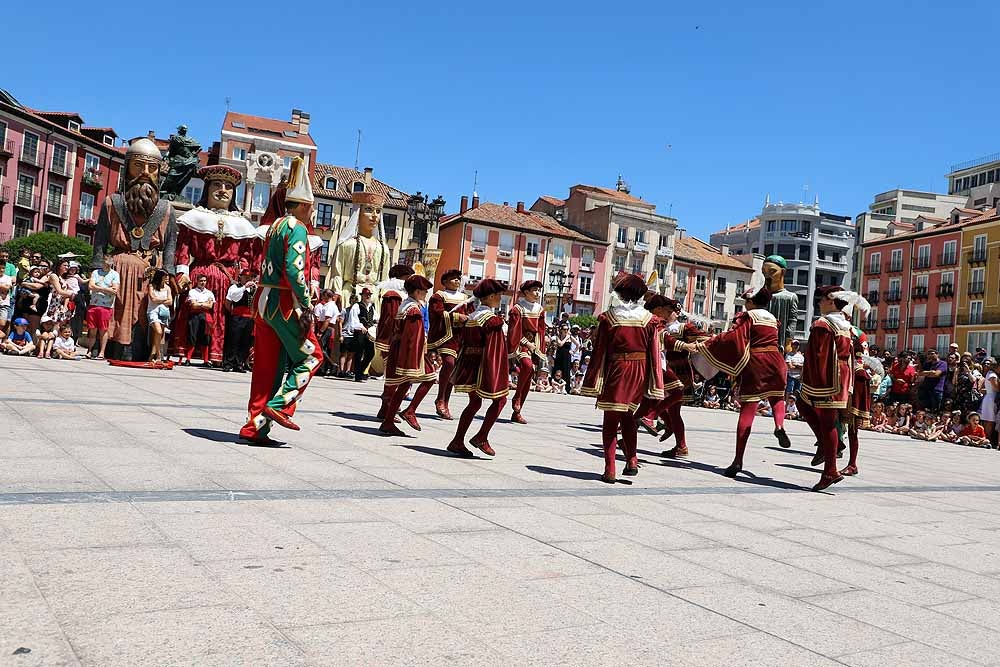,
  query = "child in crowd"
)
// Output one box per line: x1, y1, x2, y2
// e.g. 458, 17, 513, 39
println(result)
35, 315, 57, 359
867, 402, 887, 432
2, 318, 35, 355
956, 412, 990, 447
907, 410, 929, 439
703, 385, 721, 409
0, 273, 11, 338
921, 413, 951, 442
533, 369, 552, 393
891, 403, 912, 434
940, 411, 965, 443
785, 395, 800, 420
62, 262, 82, 297
52, 325, 80, 360
17, 266, 45, 313
570, 370, 584, 395
550, 369, 567, 395
756, 398, 772, 417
